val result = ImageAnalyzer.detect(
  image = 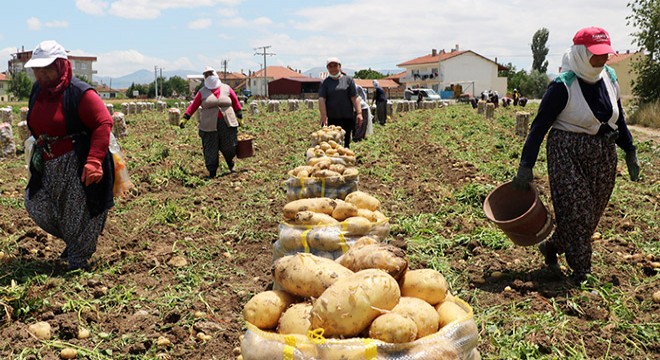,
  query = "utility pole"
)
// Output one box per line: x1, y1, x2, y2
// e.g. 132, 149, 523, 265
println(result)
221, 59, 229, 83
254, 45, 275, 98
159, 67, 164, 98
154, 65, 159, 99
